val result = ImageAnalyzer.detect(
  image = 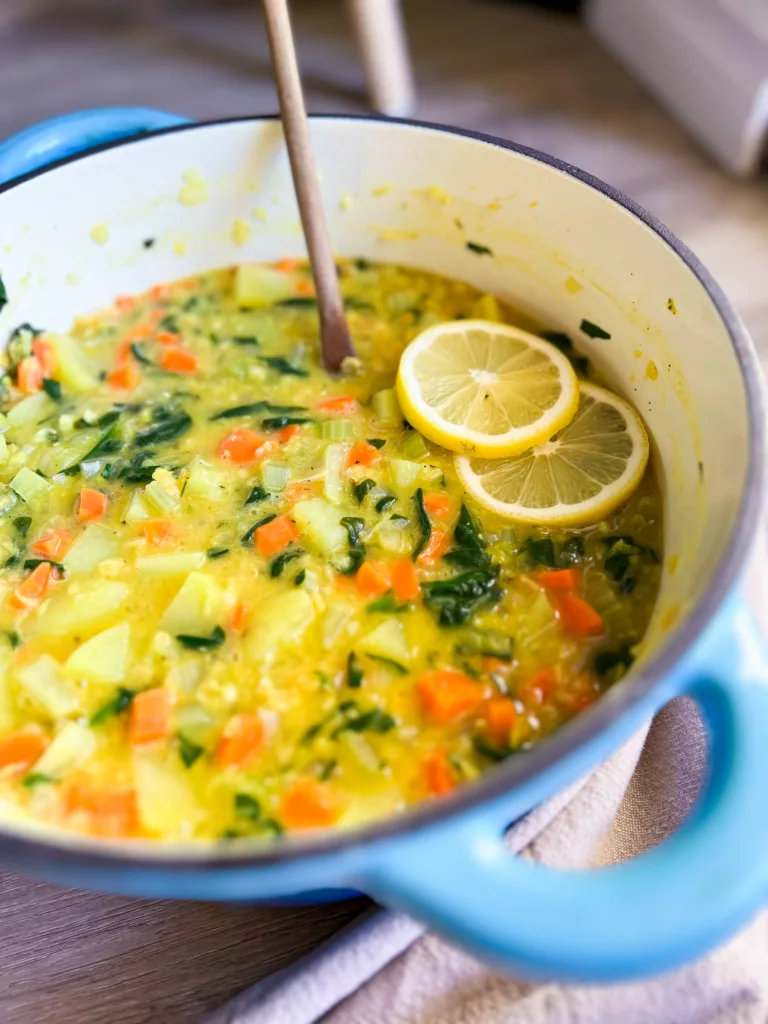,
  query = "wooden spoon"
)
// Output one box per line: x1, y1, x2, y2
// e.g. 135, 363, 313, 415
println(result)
262, 0, 356, 373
